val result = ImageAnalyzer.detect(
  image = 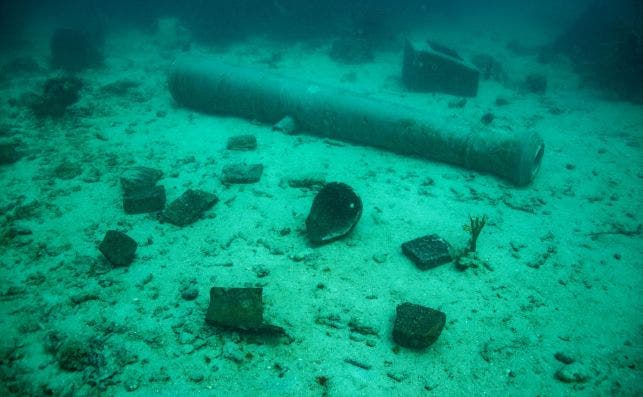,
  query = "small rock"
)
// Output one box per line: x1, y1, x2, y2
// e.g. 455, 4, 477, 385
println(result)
221, 163, 263, 184
226, 135, 257, 151
178, 332, 196, 345
481, 112, 495, 125
120, 166, 163, 194
123, 377, 140, 392
98, 230, 138, 267
206, 287, 264, 329
554, 351, 575, 365
272, 116, 297, 134
401, 234, 452, 270
393, 302, 446, 349
162, 189, 218, 226
372, 253, 388, 263
287, 173, 326, 189
555, 362, 591, 383
181, 288, 199, 301
188, 372, 204, 383
289, 250, 314, 262
70, 293, 99, 305
222, 342, 245, 364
